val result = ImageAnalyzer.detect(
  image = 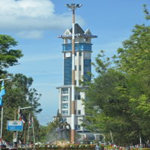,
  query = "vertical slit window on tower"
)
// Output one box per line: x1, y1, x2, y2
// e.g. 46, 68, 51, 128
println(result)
79, 65, 81, 71
79, 52, 82, 56
64, 57, 72, 85
84, 59, 91, 82
75, 65, 77, 70
78, 110, 81, 115
78, 94, 81, 100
